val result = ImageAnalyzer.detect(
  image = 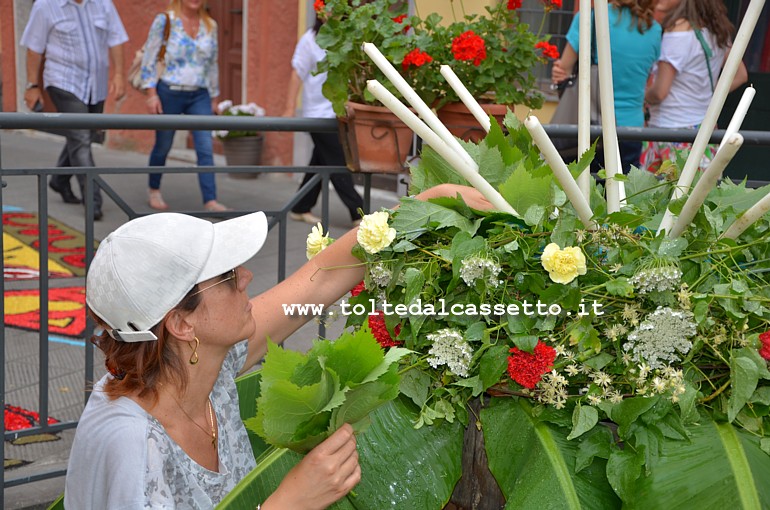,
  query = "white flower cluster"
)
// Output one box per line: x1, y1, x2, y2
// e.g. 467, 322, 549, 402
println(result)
426, 328, 473, 378
459, 255, 502, 288
536, 370, 569, 409
369, 263, 392, 288
623, 307, 696, 369
630, 266, 683, 294
216, 100, 266, 117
